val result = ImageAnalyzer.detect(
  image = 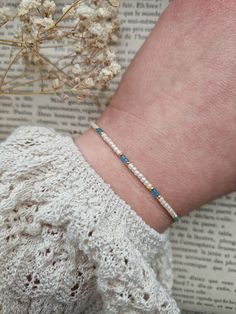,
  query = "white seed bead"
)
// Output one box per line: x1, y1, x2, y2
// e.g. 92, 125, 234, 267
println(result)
114, 147, 121, 155
90, 121, 98, 129
158, 197, 177, 219
147, 183, 153, 190
169, 211, 176, 219
128, 163, 134, 170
